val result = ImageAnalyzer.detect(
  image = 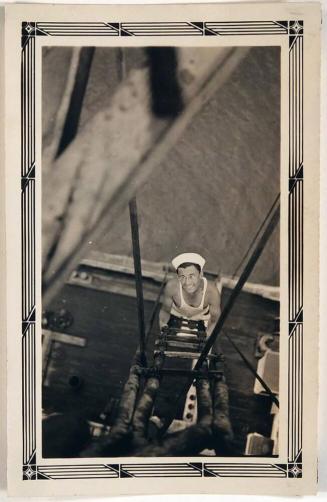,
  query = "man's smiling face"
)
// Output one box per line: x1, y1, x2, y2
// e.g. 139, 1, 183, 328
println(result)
177, 265, 202, 294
